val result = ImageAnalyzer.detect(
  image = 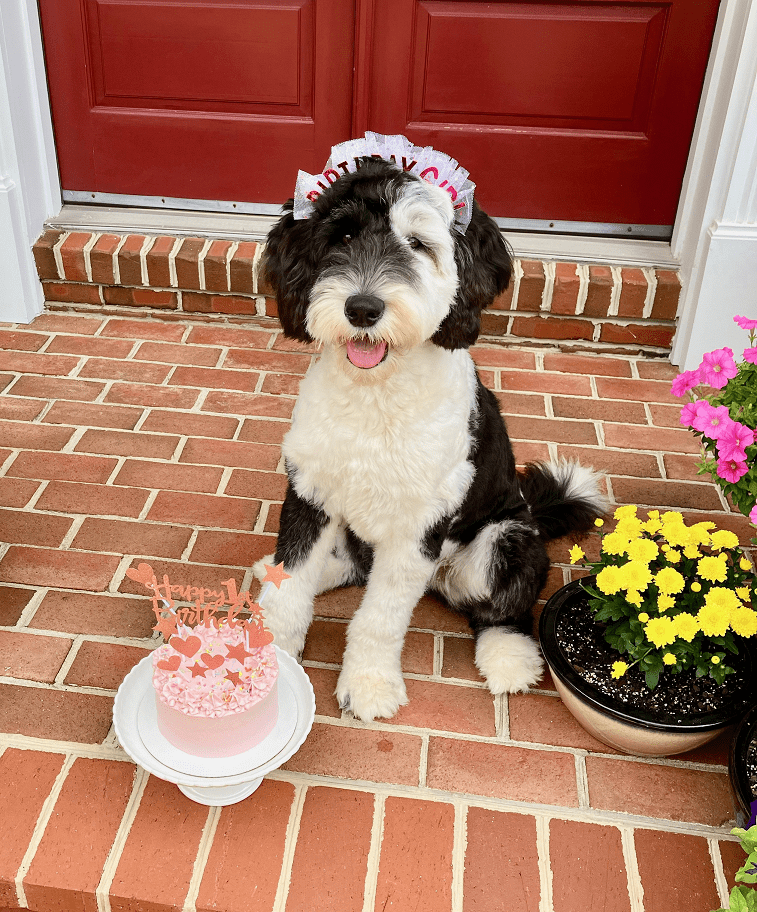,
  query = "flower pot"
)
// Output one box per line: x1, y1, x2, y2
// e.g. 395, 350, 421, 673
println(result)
539, 579, 757, 757
730, 704, 757, 826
